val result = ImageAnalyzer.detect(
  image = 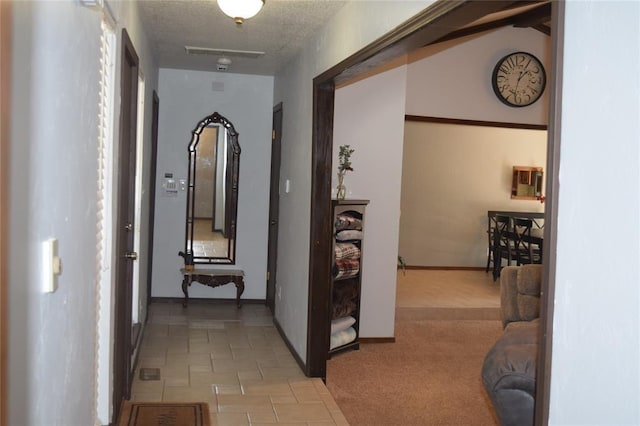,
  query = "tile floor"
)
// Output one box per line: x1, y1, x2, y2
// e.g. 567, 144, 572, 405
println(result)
132, 301, 349, 426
